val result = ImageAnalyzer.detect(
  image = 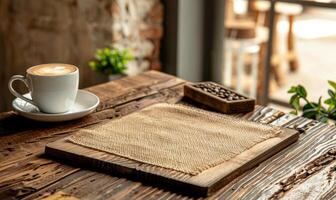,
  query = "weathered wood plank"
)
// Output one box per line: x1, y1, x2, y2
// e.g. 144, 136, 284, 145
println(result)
1, 71, 335, 199
0, 71, 184, 160
0, 71, 185, 199
211, 123, 336, 199
270, 149, 336, 199
0, 87, 184, 171
21, 110, 267, 200
0, 158, 78, 199
0, 105, 310, 200
0, 71, 183, 137
18, 107, 298, 200
44, 113, 298, 196
39, 191, 79, 200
